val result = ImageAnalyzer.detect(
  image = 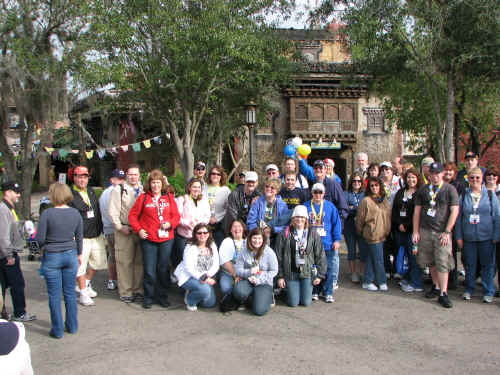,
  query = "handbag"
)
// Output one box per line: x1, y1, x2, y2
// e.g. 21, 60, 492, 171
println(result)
395, 245, 409, 276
